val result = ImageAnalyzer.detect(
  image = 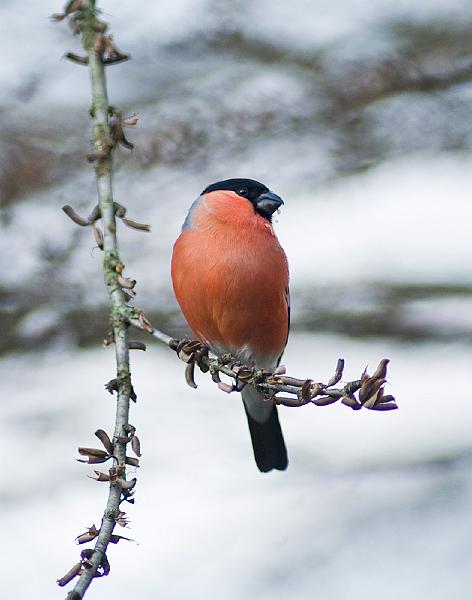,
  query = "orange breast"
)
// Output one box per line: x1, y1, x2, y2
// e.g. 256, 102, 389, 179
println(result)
171, 191, 289, 366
